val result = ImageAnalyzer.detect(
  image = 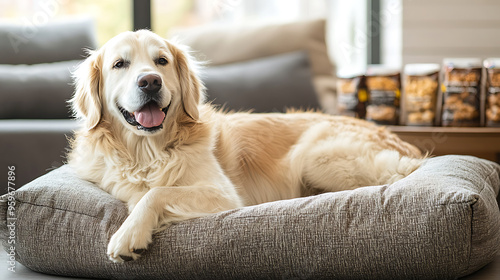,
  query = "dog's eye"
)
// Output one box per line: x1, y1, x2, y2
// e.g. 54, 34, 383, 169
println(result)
113, 59, 127, 69
156, 57, 168, 66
